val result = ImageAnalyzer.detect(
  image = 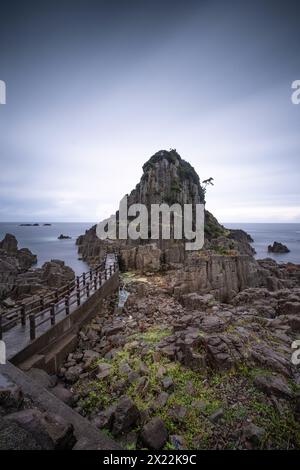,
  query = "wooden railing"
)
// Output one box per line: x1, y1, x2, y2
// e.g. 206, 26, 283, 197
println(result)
0, 253, 119, 341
